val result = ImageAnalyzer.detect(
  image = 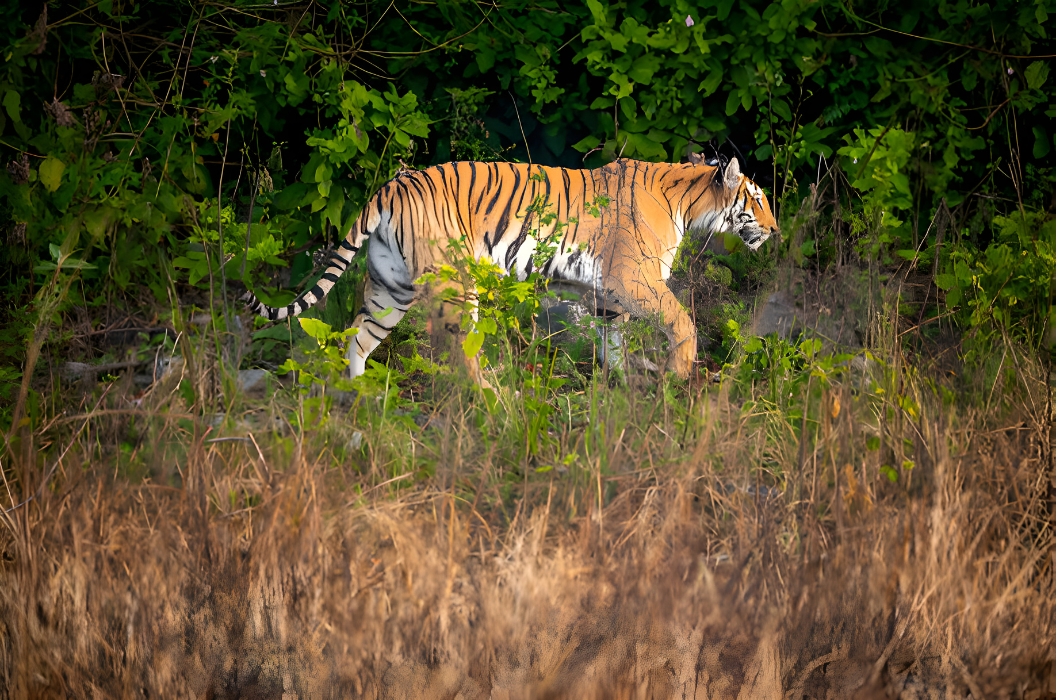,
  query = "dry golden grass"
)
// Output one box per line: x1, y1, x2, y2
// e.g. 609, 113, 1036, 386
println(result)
0, 337, 1054, 699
